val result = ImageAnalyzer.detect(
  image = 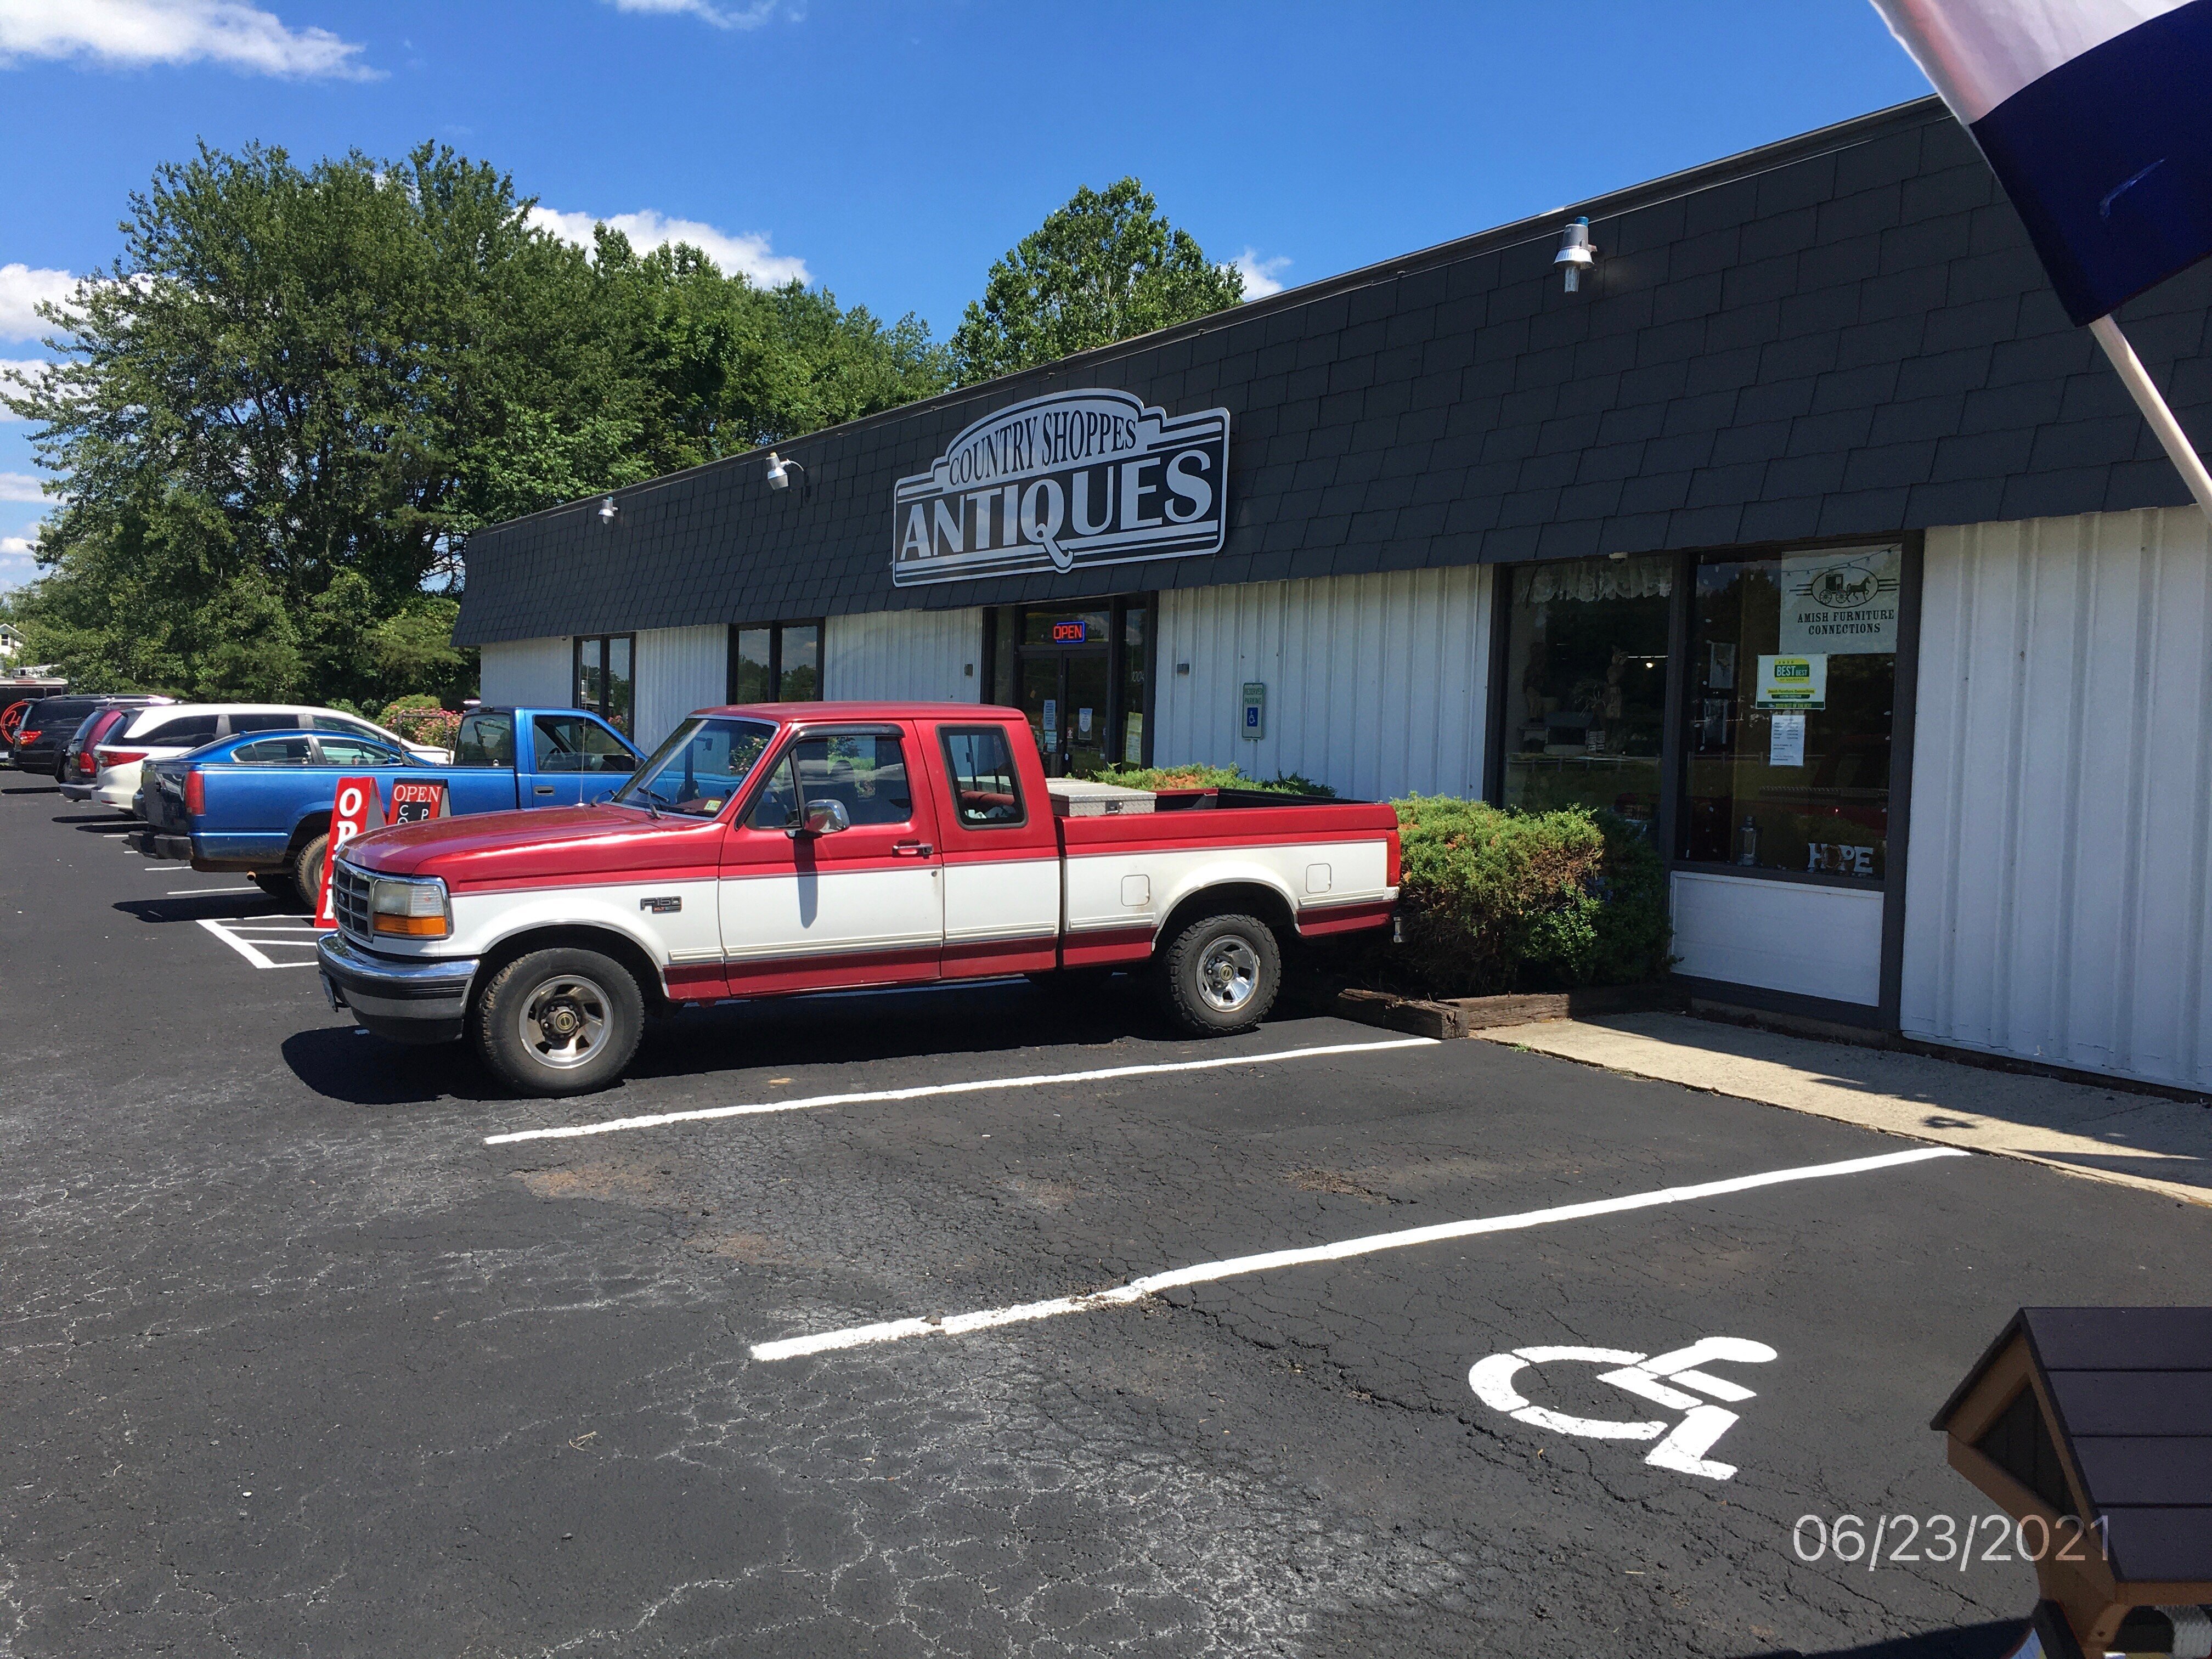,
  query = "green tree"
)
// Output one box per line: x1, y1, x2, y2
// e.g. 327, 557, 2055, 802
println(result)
2, 139, 951, 703
951, 178, 1245, 383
